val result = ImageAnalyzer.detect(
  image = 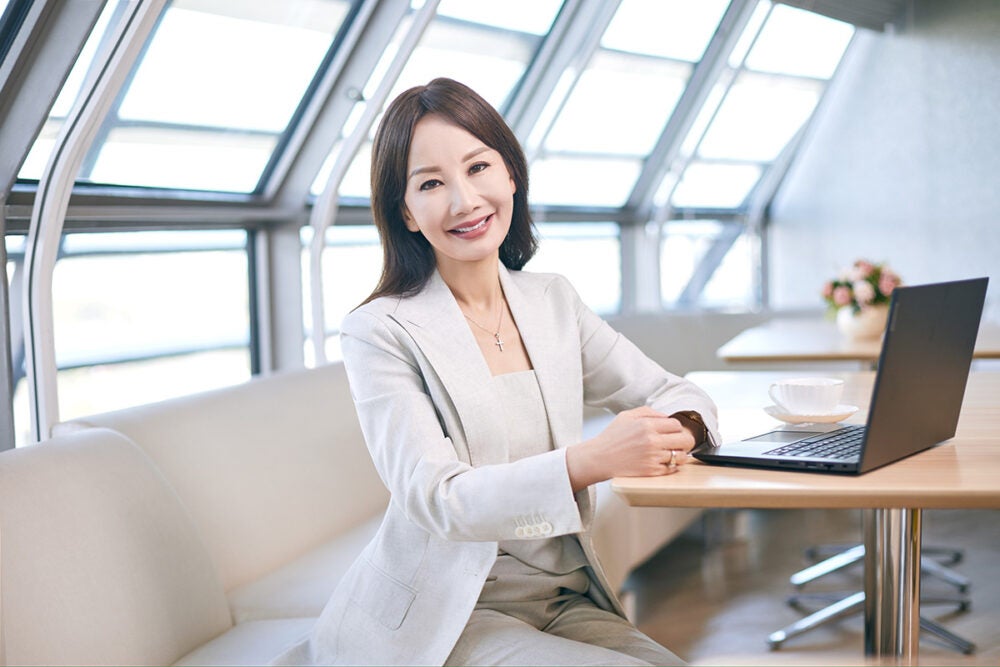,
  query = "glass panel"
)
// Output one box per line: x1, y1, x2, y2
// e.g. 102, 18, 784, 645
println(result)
697, 72, 821, 162
301, 225, 382, 365
50, 230, 251, 423
670, 162, 760, 208
17, 1, 120, 180
530, 156, 642, 208
526, 223, 621, 315
744, 4, 854, 79
543, 51, 689, 155
702, 231, 754, 309
77, 0, 352, 192
660, 221, 753, 309
88, 126, 276, 192
660, 220, 721, 305
600, 0, 730, 62
329, 1, 562, 199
